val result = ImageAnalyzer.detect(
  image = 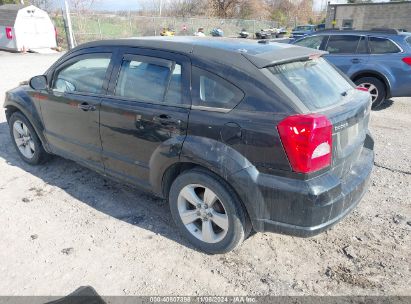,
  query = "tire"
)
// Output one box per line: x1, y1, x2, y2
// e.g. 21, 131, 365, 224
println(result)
9, 111, 49, 165
169, 168, 249, 254
354, 77, 386, 109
